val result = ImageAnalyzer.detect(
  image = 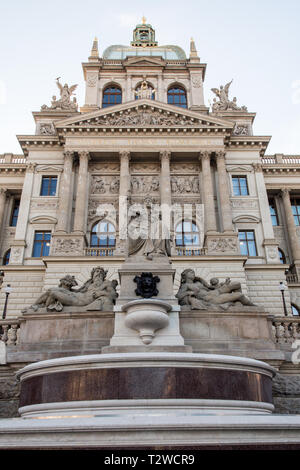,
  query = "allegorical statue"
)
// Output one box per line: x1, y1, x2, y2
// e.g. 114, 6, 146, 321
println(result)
211, 79, 247, 112
41, 78, 78, 111
22, 267, 118, 313
127, 208, 171, 261
176, 269, 255, 311
135, 80, 156, 100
